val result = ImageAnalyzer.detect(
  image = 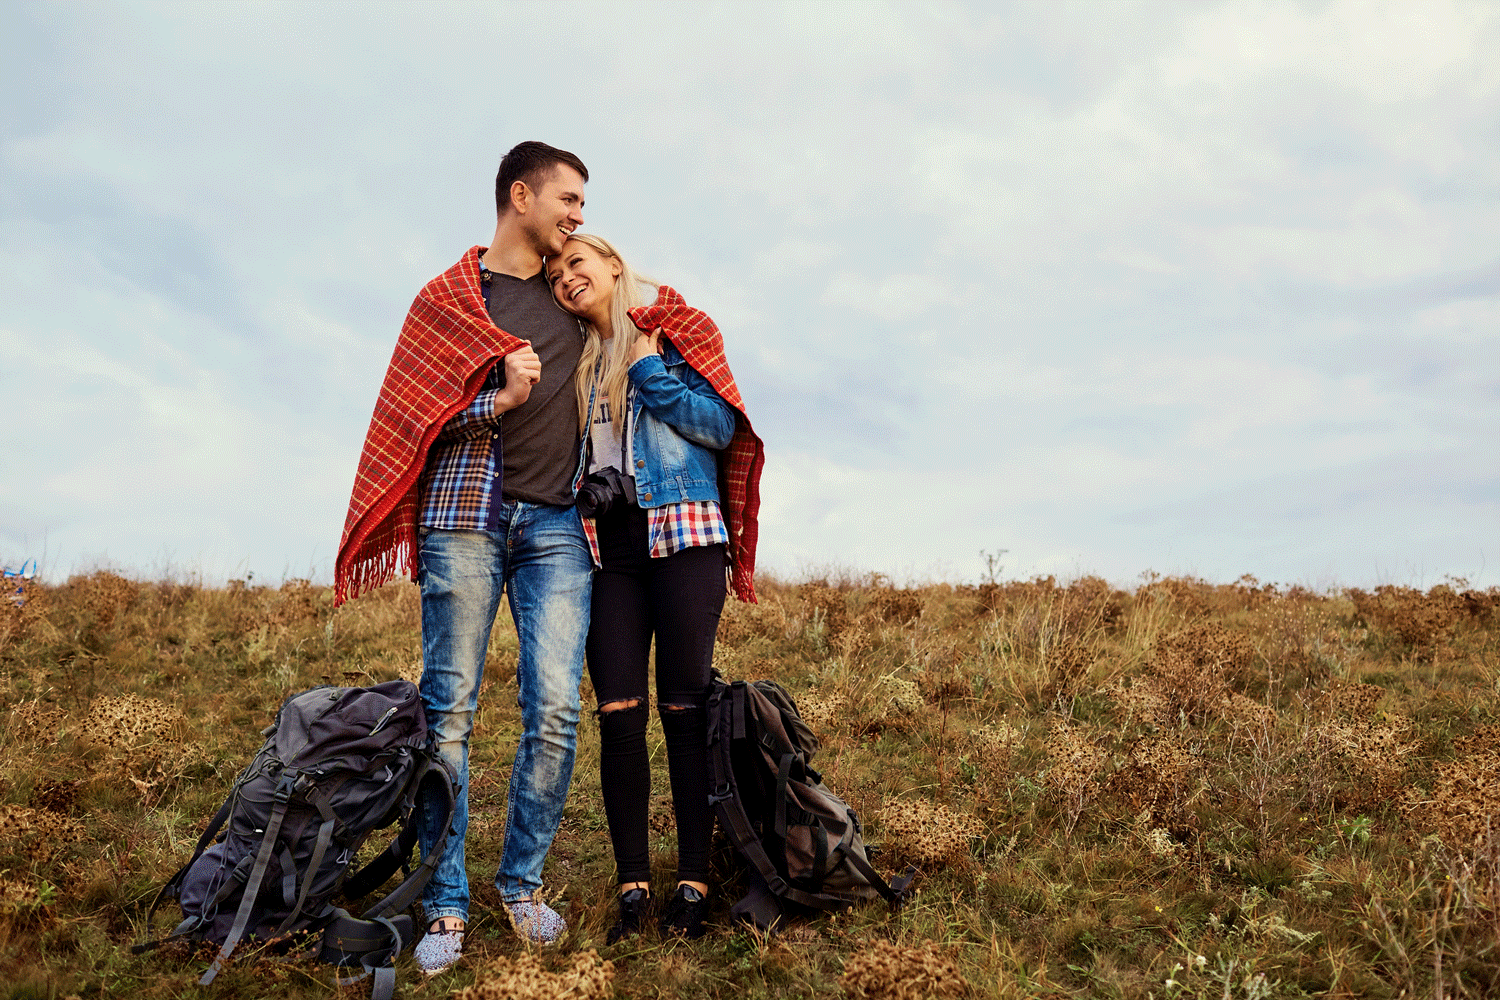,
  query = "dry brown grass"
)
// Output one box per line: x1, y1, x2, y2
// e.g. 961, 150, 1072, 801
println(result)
0, 570, 1497, 999
1404, 725, 1500, 849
